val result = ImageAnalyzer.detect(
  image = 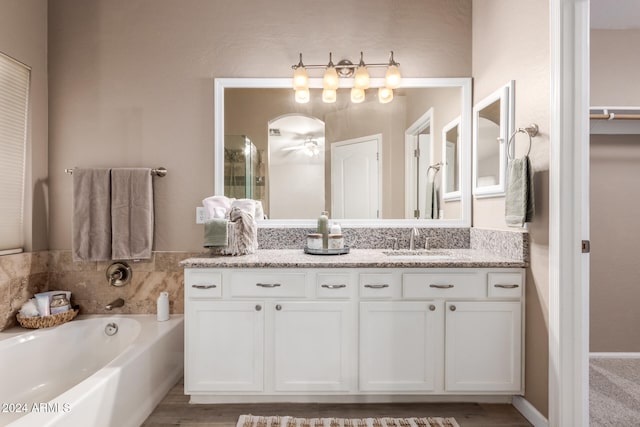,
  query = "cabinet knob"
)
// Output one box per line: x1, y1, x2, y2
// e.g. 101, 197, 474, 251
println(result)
449, 305, 456, 311
429, 304, 436, 311
255, 305, 262, 311
275, 304, 282, 311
